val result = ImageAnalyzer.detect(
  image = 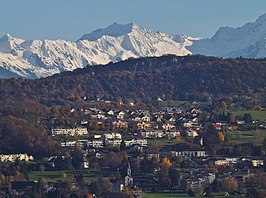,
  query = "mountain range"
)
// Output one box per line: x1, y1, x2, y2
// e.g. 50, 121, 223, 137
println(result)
0, 14, 266, 78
